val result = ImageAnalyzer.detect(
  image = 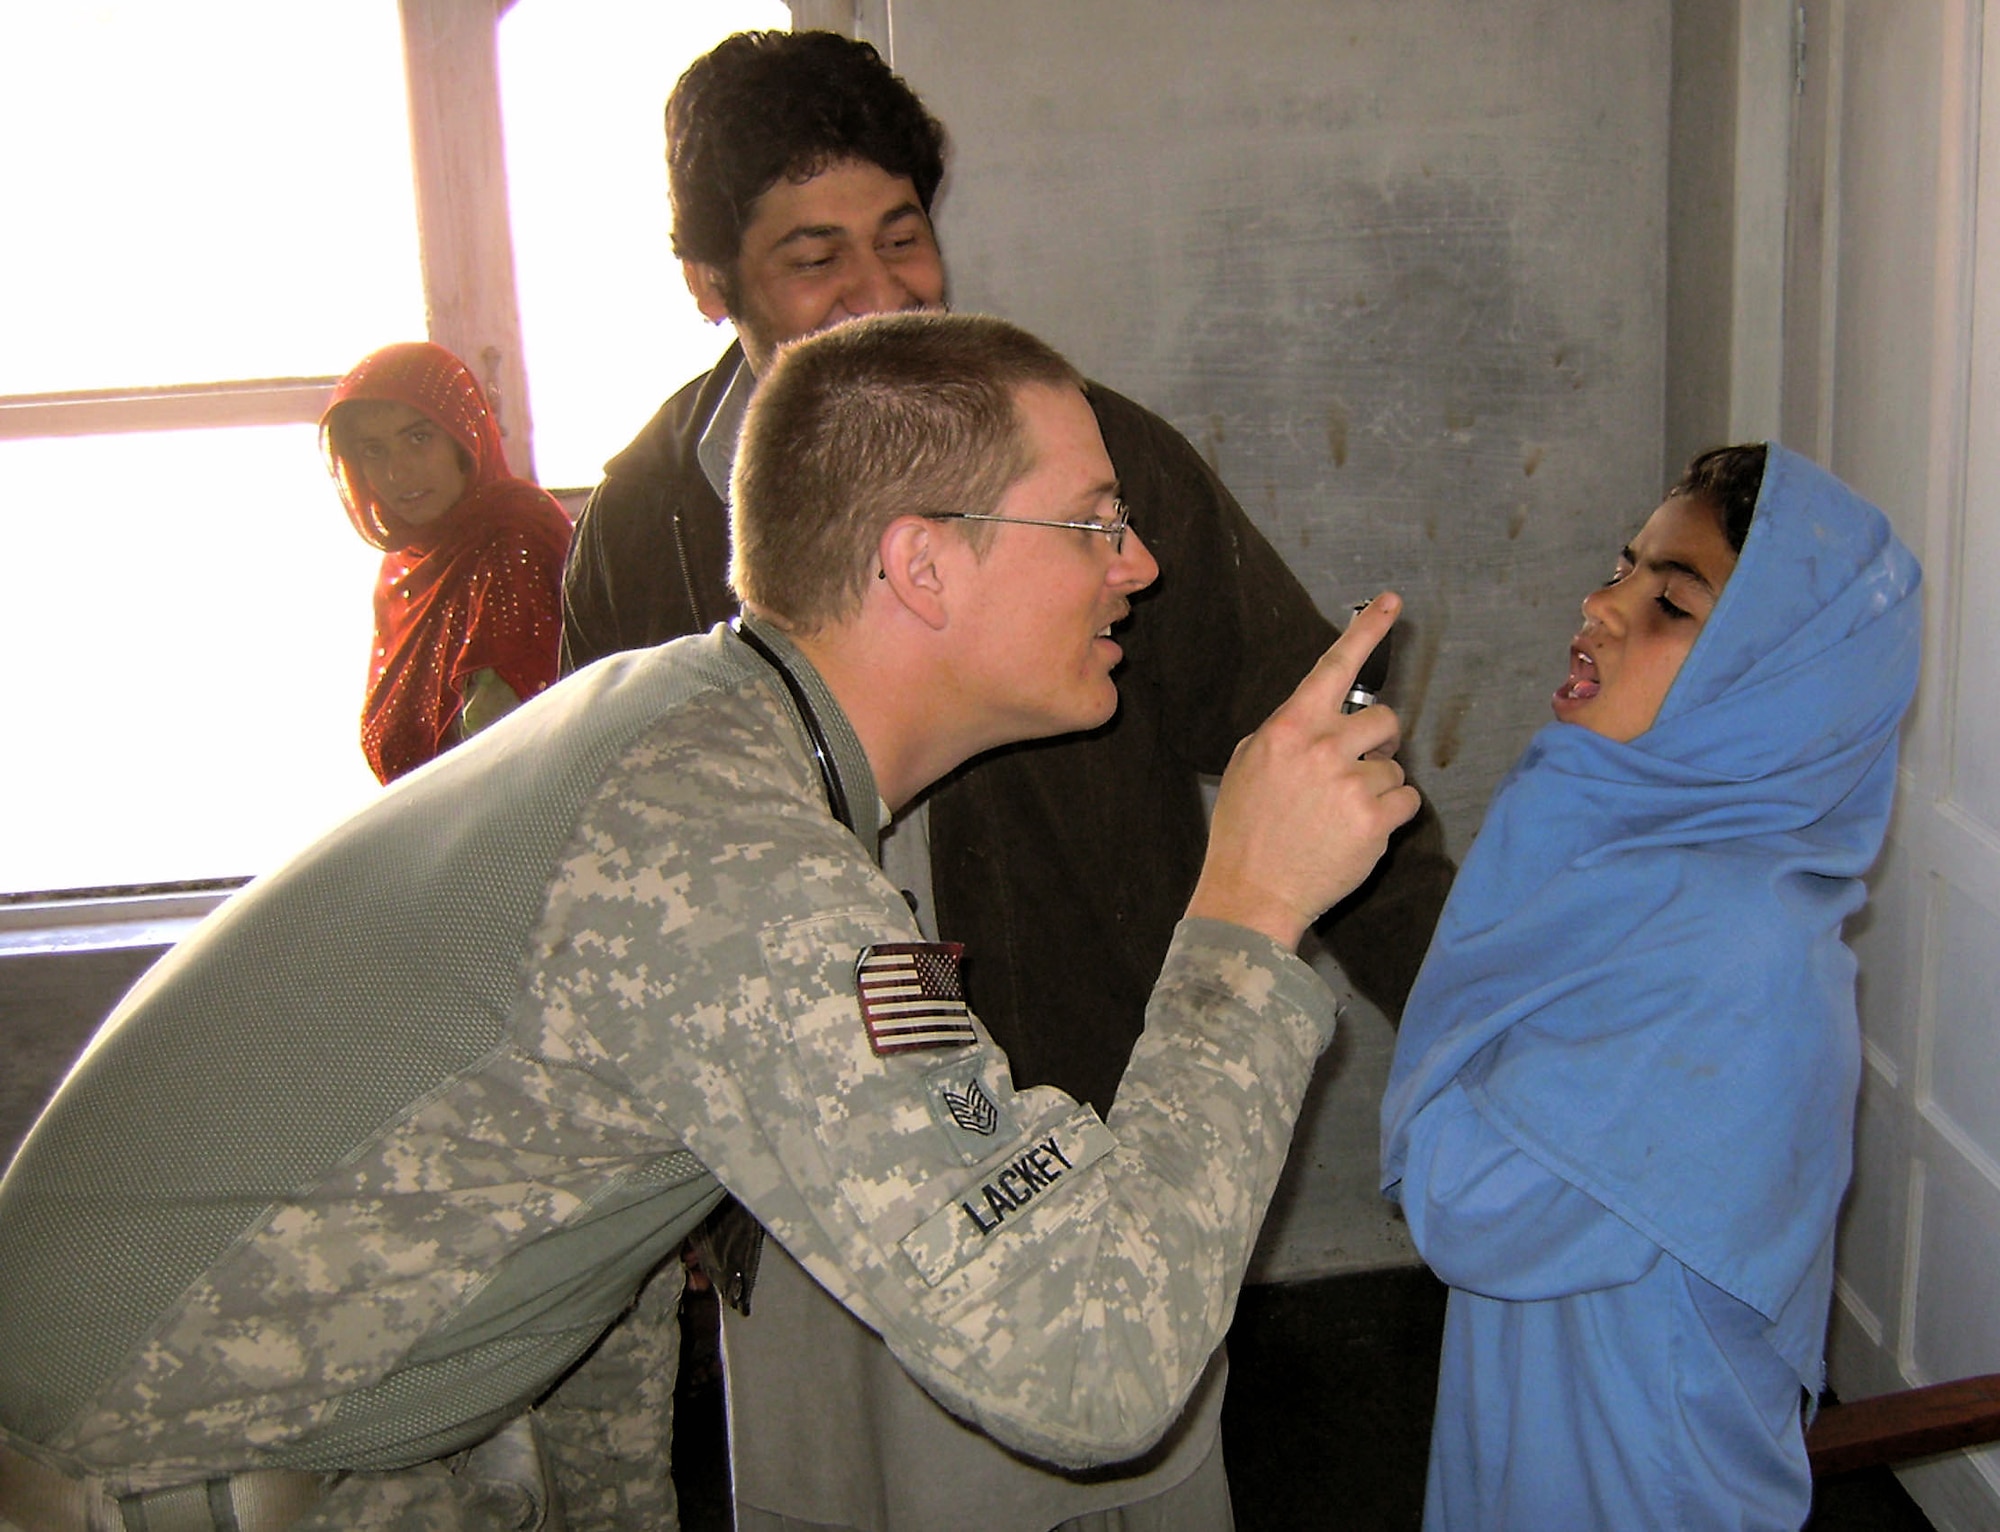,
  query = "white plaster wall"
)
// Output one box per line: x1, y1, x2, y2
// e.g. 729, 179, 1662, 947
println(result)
1795, 2, 2000, 1522
887, 0, 1673, 1275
